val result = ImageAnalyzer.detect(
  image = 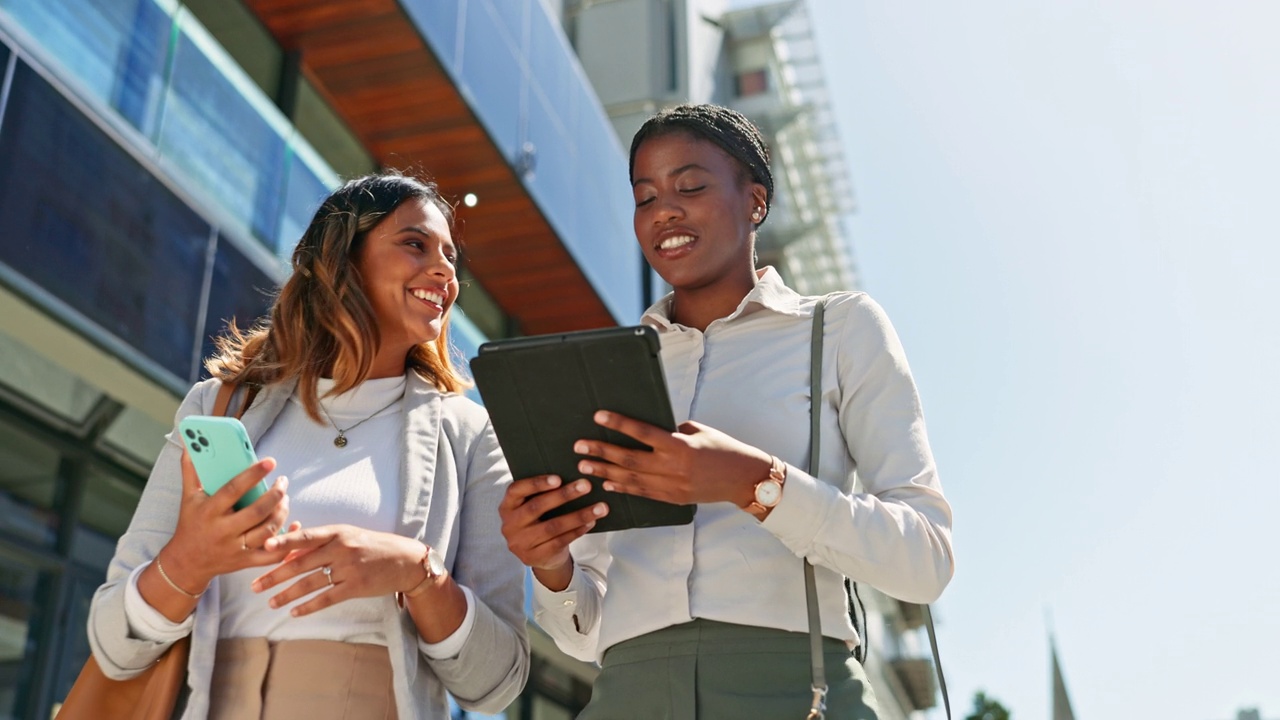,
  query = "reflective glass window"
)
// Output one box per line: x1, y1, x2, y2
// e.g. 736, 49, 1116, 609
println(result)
403, 0, 461, 69
50, 576, 101, 713
0, 416, 61, 547
487, 0, 527, 54
460, 0, 522, 158
157, 17, 287, 245
275, 135, 339, 257
292, 78, 374, 181
527, 2, 575, 126
0, 333, 103, 423
77, 463, 143, 541
525, 90, 577, 241
0, 63, 212, 382
0, 0, 170, 135
180, 0, 283, 100
196, 238, 277, 377
0, 546, 42, 718
101, 406, 170, 467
